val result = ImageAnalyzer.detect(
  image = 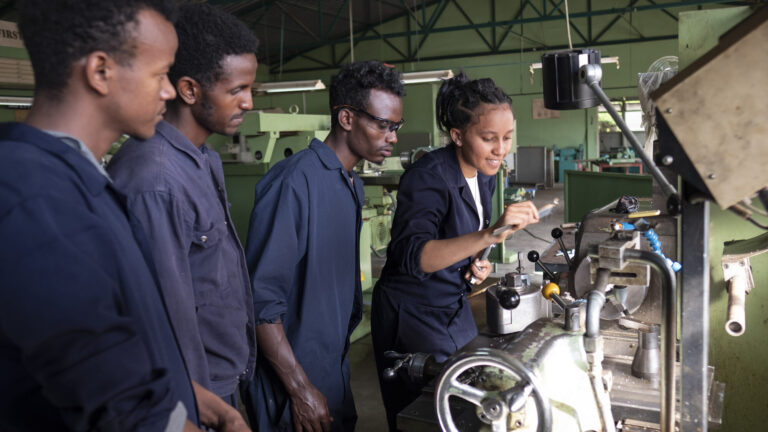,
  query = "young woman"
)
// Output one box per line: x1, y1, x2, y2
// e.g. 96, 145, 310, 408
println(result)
371, 73, 539, 430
